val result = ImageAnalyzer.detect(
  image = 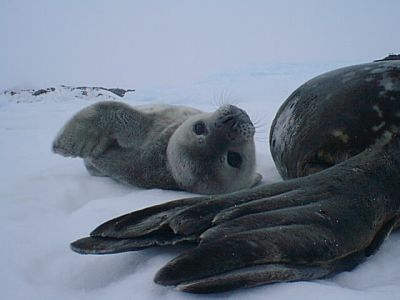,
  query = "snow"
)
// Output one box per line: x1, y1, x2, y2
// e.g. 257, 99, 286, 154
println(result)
1, 1, 400, 299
